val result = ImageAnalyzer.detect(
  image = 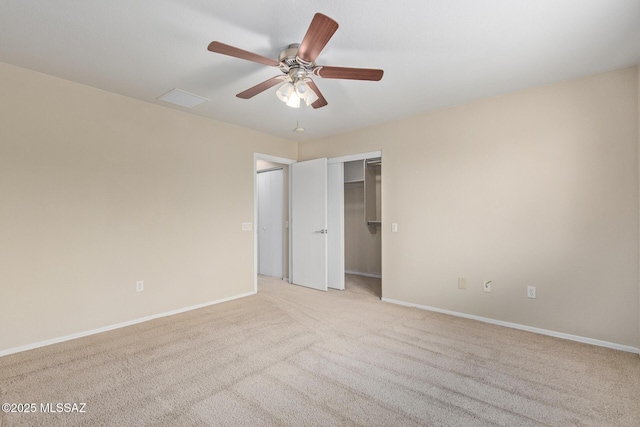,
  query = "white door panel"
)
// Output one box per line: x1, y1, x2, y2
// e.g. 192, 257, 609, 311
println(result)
327, 162, 345, 290
291, 158, 327, 291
